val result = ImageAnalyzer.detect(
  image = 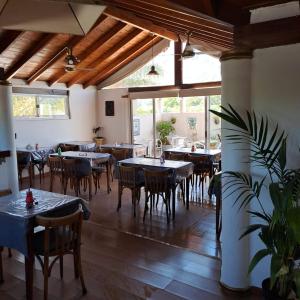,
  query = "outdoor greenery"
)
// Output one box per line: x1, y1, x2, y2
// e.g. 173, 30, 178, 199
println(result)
13, 95, 67, 118
210, 105, 300, 299
156, 118, 176, 145
161, 97, 180, 113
